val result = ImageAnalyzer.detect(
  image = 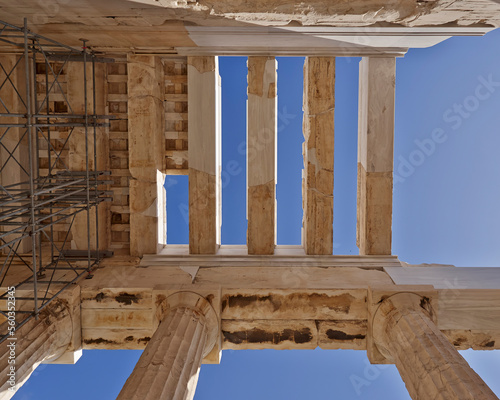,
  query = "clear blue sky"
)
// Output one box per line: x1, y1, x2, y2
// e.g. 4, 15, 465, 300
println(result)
14, 29, 500, 399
